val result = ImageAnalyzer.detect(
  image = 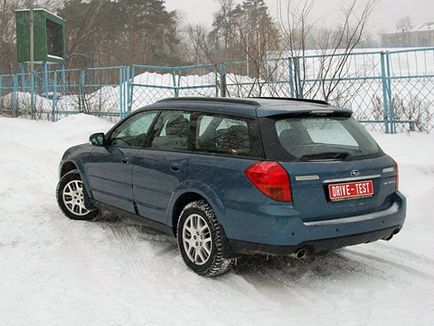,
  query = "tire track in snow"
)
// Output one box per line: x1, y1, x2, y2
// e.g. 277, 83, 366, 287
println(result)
343, 249, 434, 282
362, 241, 434, 268
99, 221, 149, 275
100, 219, 177, 275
